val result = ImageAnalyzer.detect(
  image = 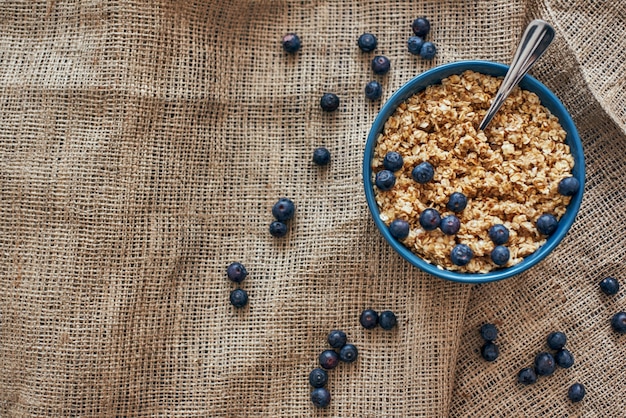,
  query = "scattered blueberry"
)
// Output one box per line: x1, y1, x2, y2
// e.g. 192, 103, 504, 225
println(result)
358, 33, 378, 52
547, 331, 567, 350
383, 151, 404, 172
320, 93, 340, 112
269, 221, 288, 237
480, 323, 498, 342
339, 344, 358, 363
360, 309, 379, 329
611, 311, 626, 334
490, 245, 510, 266
481, 342, 499, 362
371, 55, 391, 75
439, 215, 461, 235
534, 352, 556, 376
446, 192, 468, 213
375, 169, 396, 191
517, 367, 538, 385
488, 224, 510, 245
555, 349, 575, 368
318, 349, 340, 370
411, 17, 431, 37
450, 244, 473, 266
389, 219, 410, 240
282, 33, 301, 53
567, 383, 586, 403
379, 310, 397, 330
312, 147, 331, 166
327, 330, 347, 349
272, 198, 295, 222
309, 368, 328, 388
311, 387, 331, 408
229, 289, 248, 308
599, 277, 620, 296
558, 176, 580, 196
226, 262, 248, 283
419, 208, 441, 231
365, 80, 383, 101
536, 213, 558, 236
411, 161, 435, 183
407, 36, 424, 55
419, 42, 437, 60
